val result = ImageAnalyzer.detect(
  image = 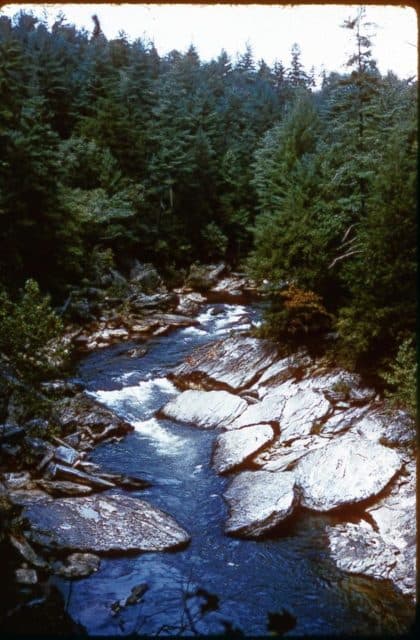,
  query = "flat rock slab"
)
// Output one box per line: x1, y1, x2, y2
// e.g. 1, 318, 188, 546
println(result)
212, 424, 275, 474
171, 336, 279, 392
22, 494, 190, 553
159, 389, 247, 429
295, 434, 402, 511
254, 434, 329, 472
224, 470, 297, 537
